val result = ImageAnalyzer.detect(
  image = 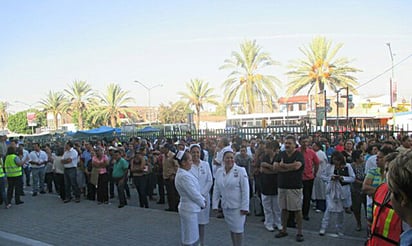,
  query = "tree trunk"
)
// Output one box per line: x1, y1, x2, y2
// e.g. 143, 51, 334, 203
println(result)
54, 113, 58, 130
78, 110, 83, 130
196, 107, 200, 130
111, 115, 116, 128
